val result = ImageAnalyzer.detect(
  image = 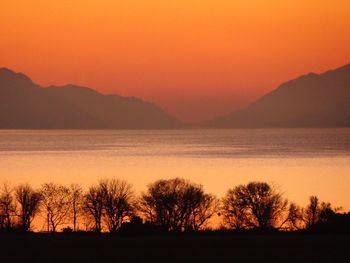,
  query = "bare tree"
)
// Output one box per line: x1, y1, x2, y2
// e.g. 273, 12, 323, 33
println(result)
222, 189, 248, 230
100, 179, 134, 233
0, 183, 16, 230
140, 178, 217, 232
222, 182, 288, 230
40, 183, 70, 232
305, 196, 319, 228
284, 202, 304, 230
15, 183, 41, 231
83, 185, 104, 233
69, 184, 83, 232
304, 196, 338, 229
190, 192, 218, 231
318, 202, 337, 223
